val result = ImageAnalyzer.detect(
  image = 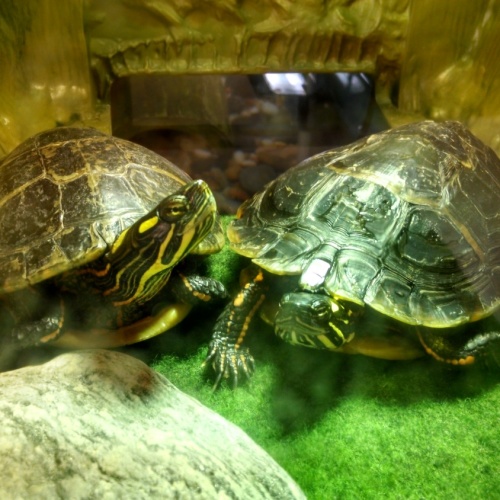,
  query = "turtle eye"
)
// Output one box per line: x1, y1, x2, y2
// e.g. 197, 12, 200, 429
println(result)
158, 195, 189, 222
311, 299, 330, 318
